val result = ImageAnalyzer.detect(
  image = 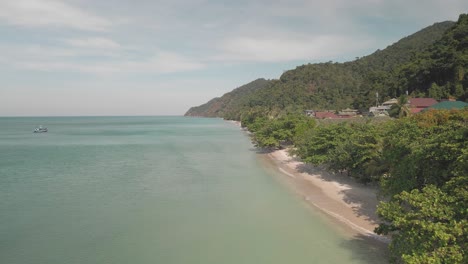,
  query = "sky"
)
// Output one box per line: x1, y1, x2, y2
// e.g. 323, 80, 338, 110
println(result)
0, 0, 467, 116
